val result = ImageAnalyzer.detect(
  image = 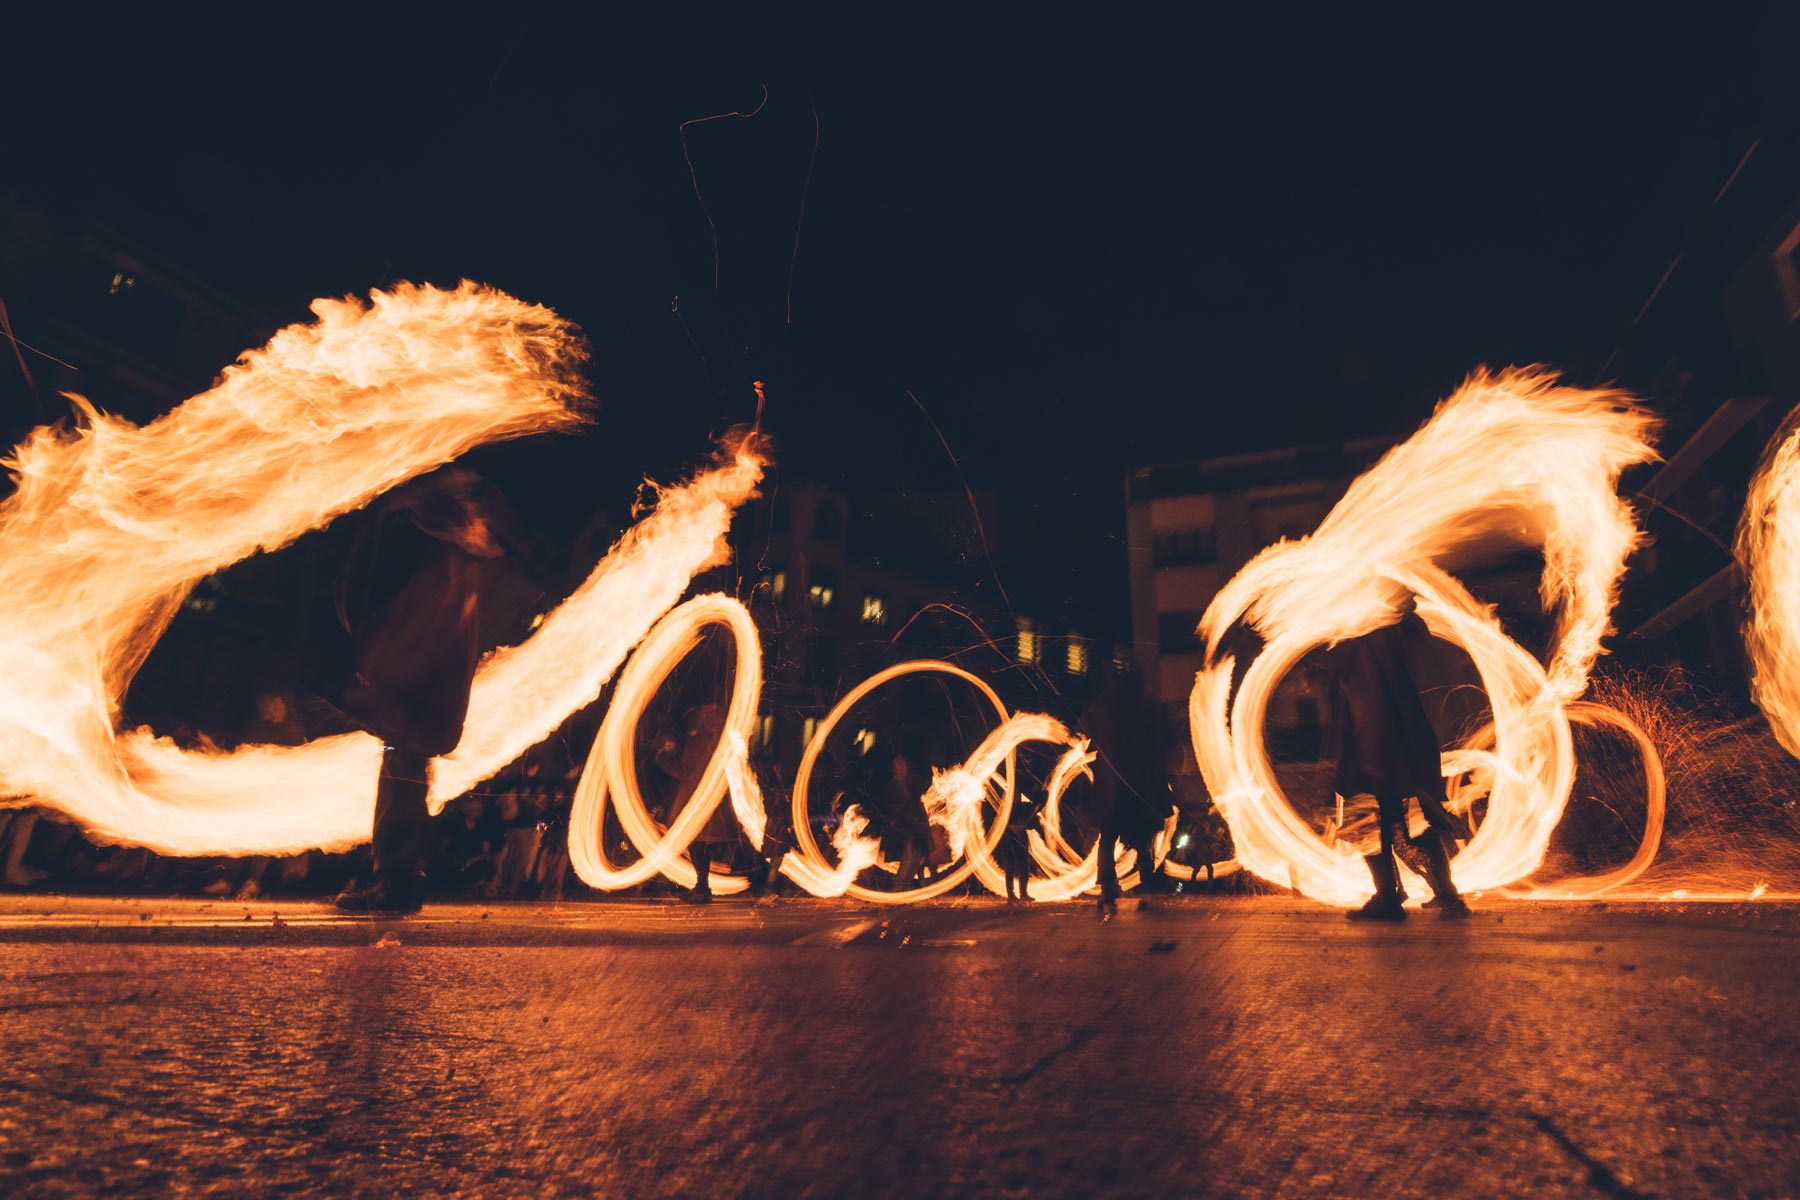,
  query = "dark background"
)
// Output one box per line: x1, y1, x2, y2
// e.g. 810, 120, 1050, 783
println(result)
3, 6, 1787, 640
